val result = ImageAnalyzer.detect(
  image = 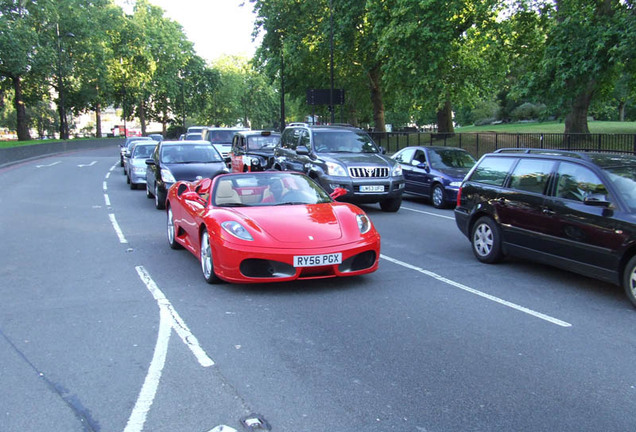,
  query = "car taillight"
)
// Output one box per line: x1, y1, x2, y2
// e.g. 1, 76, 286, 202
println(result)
456, 186, 462, 207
